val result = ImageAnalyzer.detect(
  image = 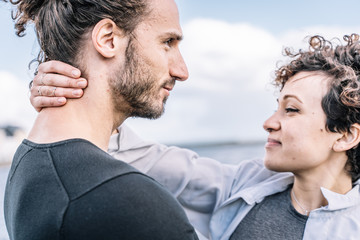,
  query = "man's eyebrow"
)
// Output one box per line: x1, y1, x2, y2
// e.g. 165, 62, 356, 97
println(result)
161, 31, 183, 41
